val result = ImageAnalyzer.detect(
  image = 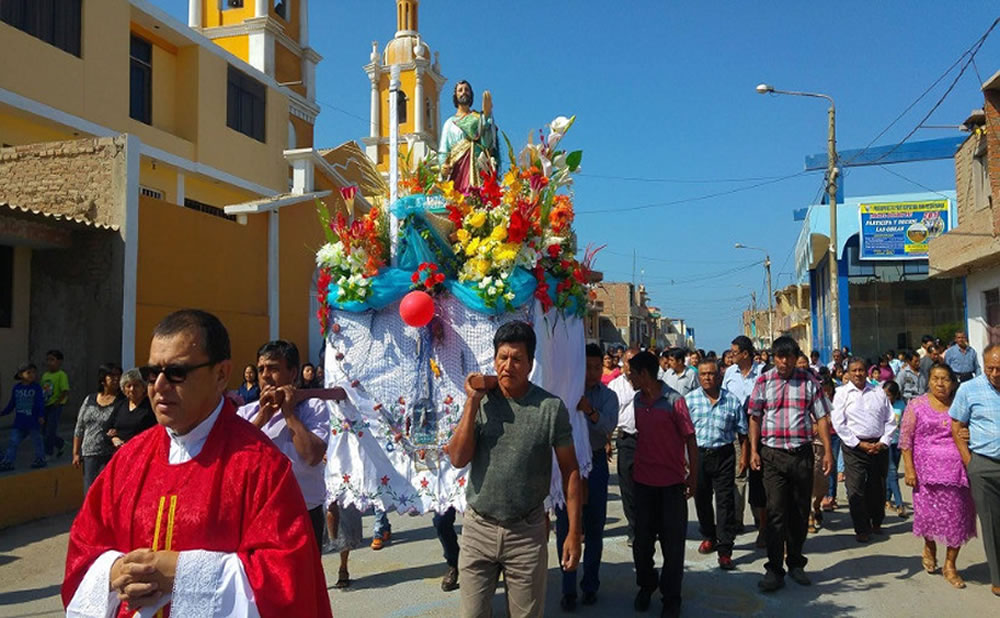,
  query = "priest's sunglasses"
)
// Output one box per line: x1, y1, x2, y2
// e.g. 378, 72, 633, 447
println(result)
139, 361, 215, 384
